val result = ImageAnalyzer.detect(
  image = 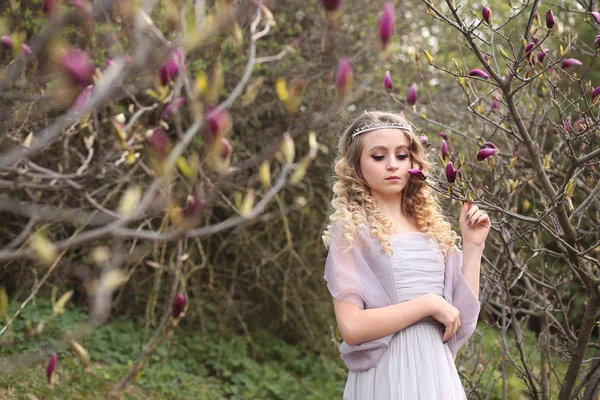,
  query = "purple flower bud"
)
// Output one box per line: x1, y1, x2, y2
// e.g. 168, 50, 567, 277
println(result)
1, 36, 12, 47
564, 119, 572, 132
61, 49, 94, 87
491, 99, 499, 110
383, 70, 393, 91
594, 35, 600, 49
467, 68, 490, 79
21, 44, 32, 55
378, 3, 394, 50
73, 84, 93, 110
183, 192, 204, 218
407, 168, 426, 180
592, 12, 600, 24
483, 141, 497, 149
483, 53, 489, 63
145, 128, 170, 156
537, 49, 548, 63
43, 0, 56, 16
173, 293, 186, 319
105, 58, 115, 67
320, 0, 341, 12
592, 86, 600, 101
545, 9, 555, 29
445, 161, 457, 184
418, 134, 428, 146
525, 42, 534, 57
438, 131, 448, 140
407, 83, 417, 105
206, 108, 232, 140
161, 97, 185, 119
219, 138, 232, 159
159, 48, 186, 86
336, 57, 353, 96
481, 6, 492, 26
561, 58, 583, 69
477, 148, 497, 161
441, 139, 449, 159
46, 353, 57, 383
